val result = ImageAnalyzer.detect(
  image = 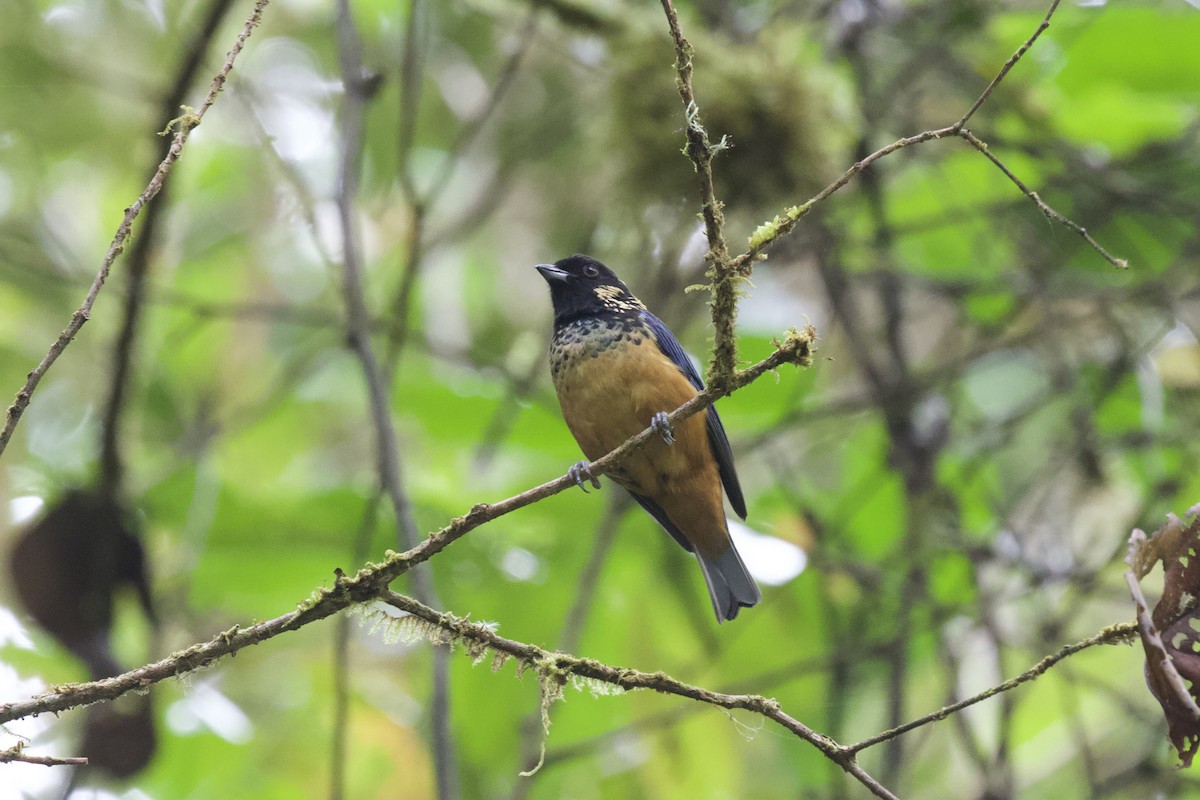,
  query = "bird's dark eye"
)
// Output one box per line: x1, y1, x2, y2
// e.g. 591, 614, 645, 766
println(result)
583, 265, 599, 278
